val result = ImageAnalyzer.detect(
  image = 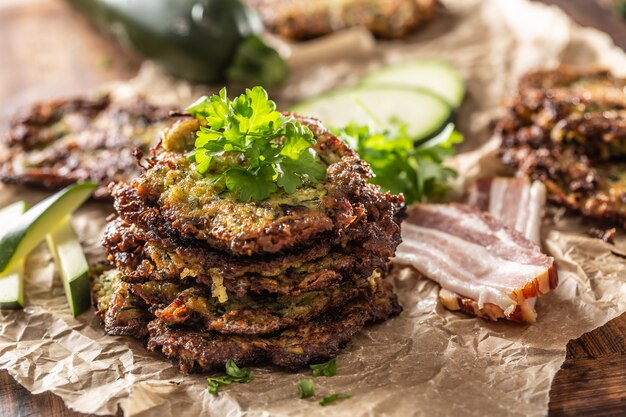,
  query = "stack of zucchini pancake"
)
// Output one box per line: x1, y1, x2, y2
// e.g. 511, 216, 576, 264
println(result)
94, 88, 405, 372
